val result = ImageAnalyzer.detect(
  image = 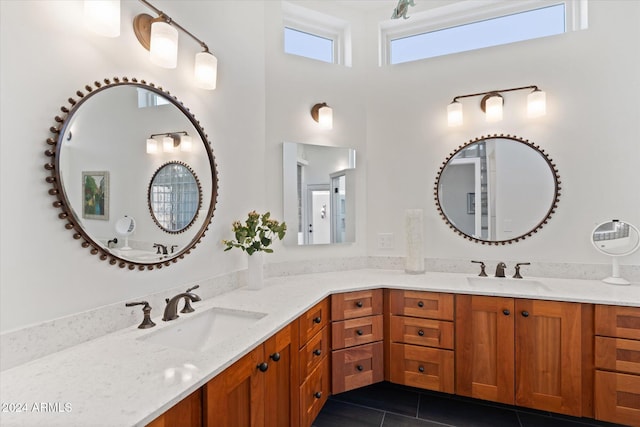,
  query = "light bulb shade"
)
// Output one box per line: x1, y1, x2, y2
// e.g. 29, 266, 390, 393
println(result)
146, 138, 159, 154
447, 101, 463, 127
527, 89, 546, 118
194, 52, 218, 90
150, 20, 178, 68
180, 135, 193, 152
84, 0, 120, 37
162, 136, 175, 152
485, 95, 503, 122
318, 105, 333, 129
